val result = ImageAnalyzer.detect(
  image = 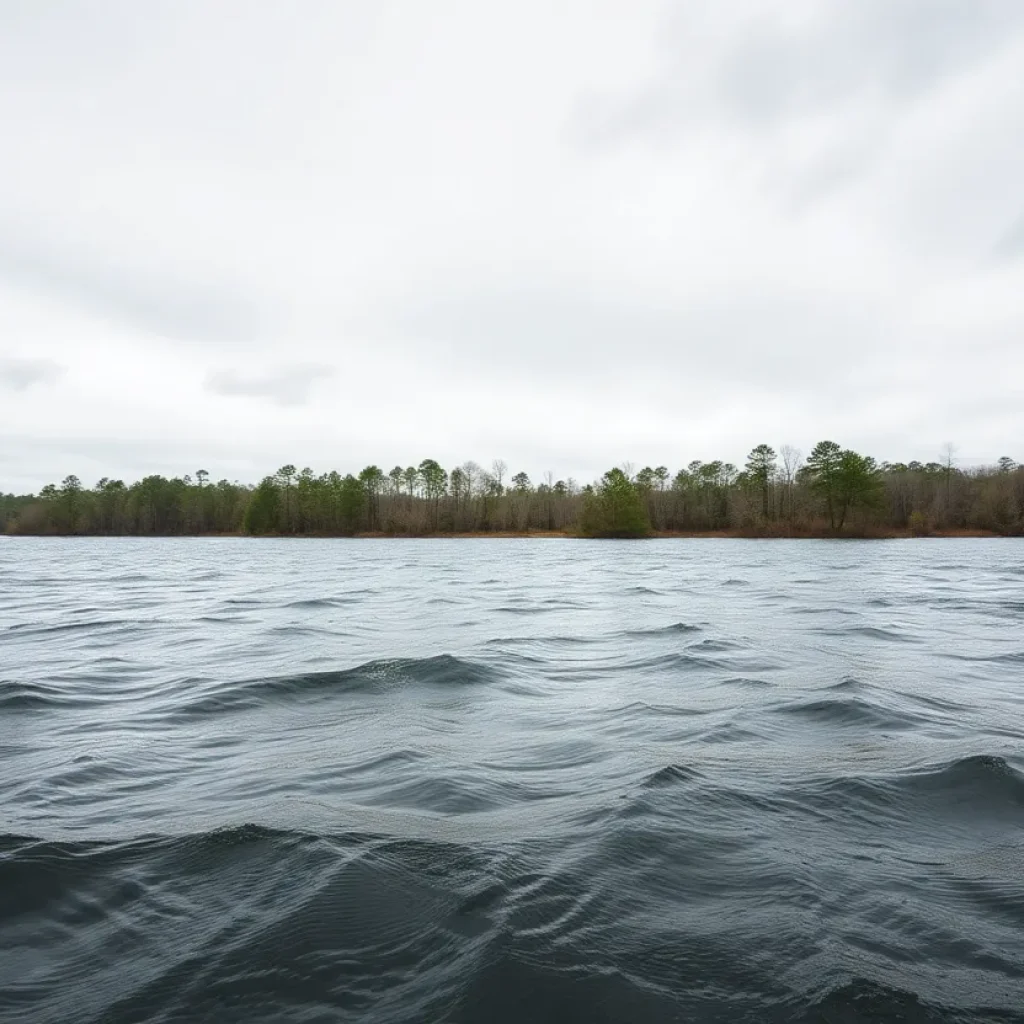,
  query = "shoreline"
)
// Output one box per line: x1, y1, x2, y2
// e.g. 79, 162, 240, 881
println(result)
4, 528, 1010, 540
